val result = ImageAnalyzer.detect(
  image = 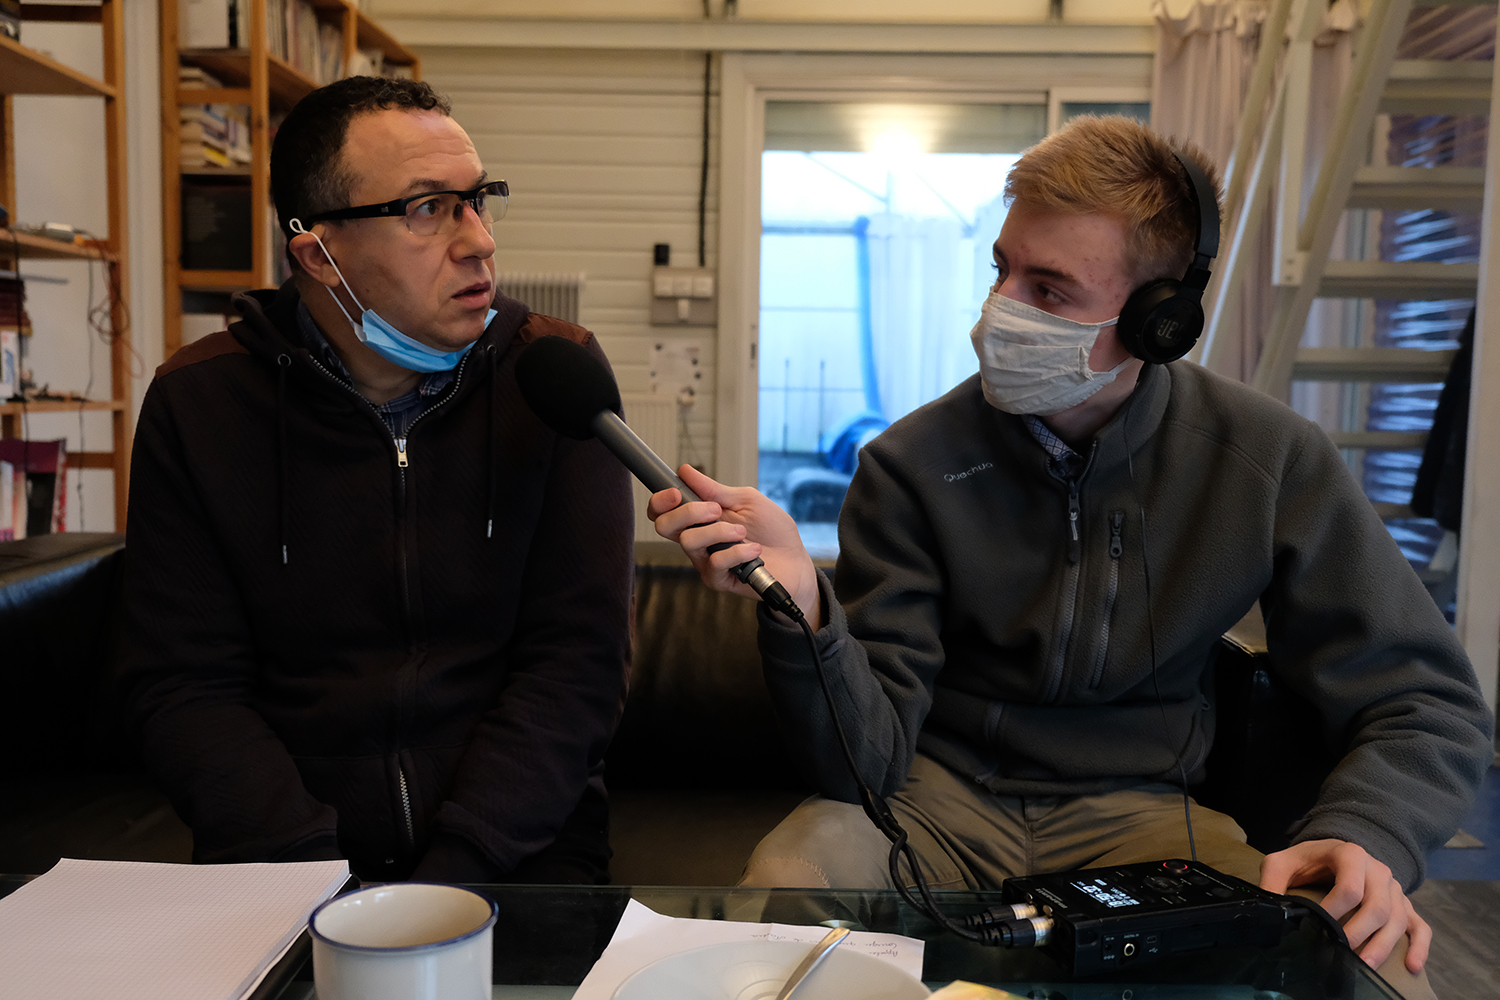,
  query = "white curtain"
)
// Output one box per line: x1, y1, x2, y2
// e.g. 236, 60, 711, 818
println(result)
865, 213, 982, 424
1152, 0, 1272, 384
1151, 0, 1359, 387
